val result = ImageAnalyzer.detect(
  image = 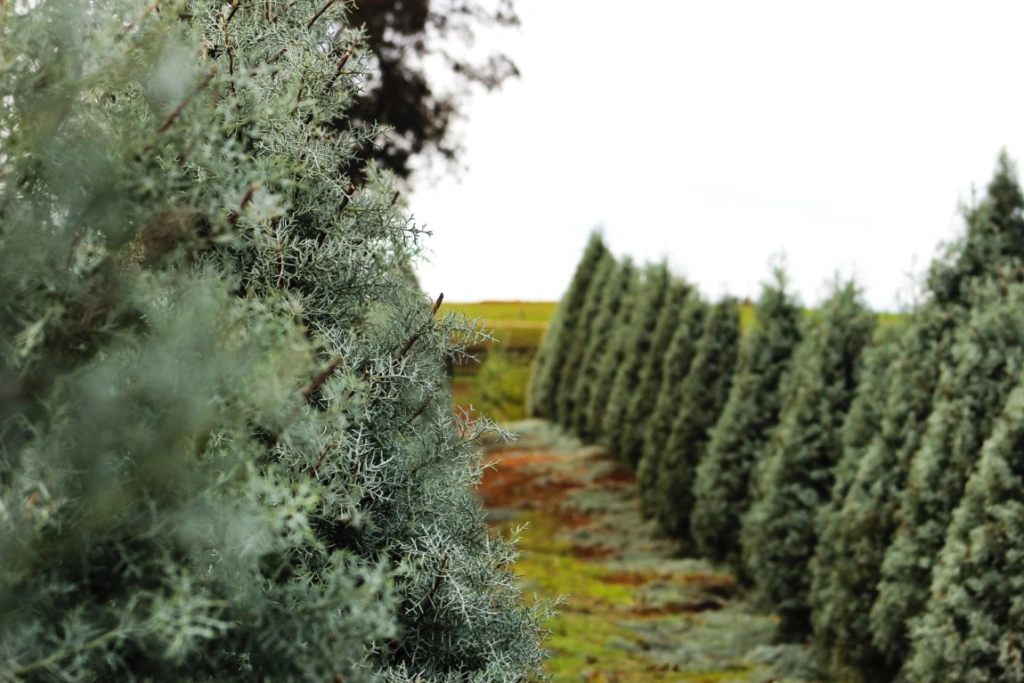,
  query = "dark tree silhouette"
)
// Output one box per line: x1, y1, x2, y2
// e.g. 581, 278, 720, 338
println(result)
343, 0, 520, 182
